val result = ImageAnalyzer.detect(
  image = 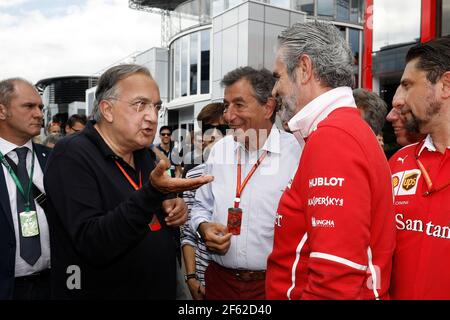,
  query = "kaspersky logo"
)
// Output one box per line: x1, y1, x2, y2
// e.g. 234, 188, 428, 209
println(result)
402, 173, 419, 191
